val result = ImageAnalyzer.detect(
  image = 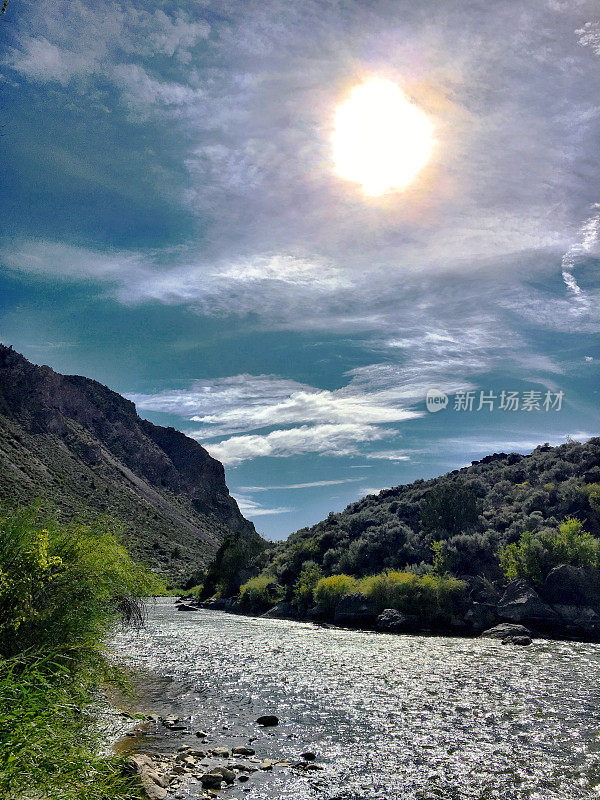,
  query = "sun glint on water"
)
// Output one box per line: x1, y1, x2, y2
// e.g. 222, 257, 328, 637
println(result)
333, 78, 434, 196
